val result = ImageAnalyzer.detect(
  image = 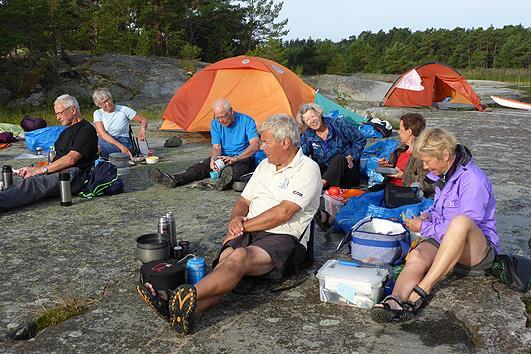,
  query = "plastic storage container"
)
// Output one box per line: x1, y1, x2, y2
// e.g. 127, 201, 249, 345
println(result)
316, 259, 388, 308
322, 192, 346, 218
